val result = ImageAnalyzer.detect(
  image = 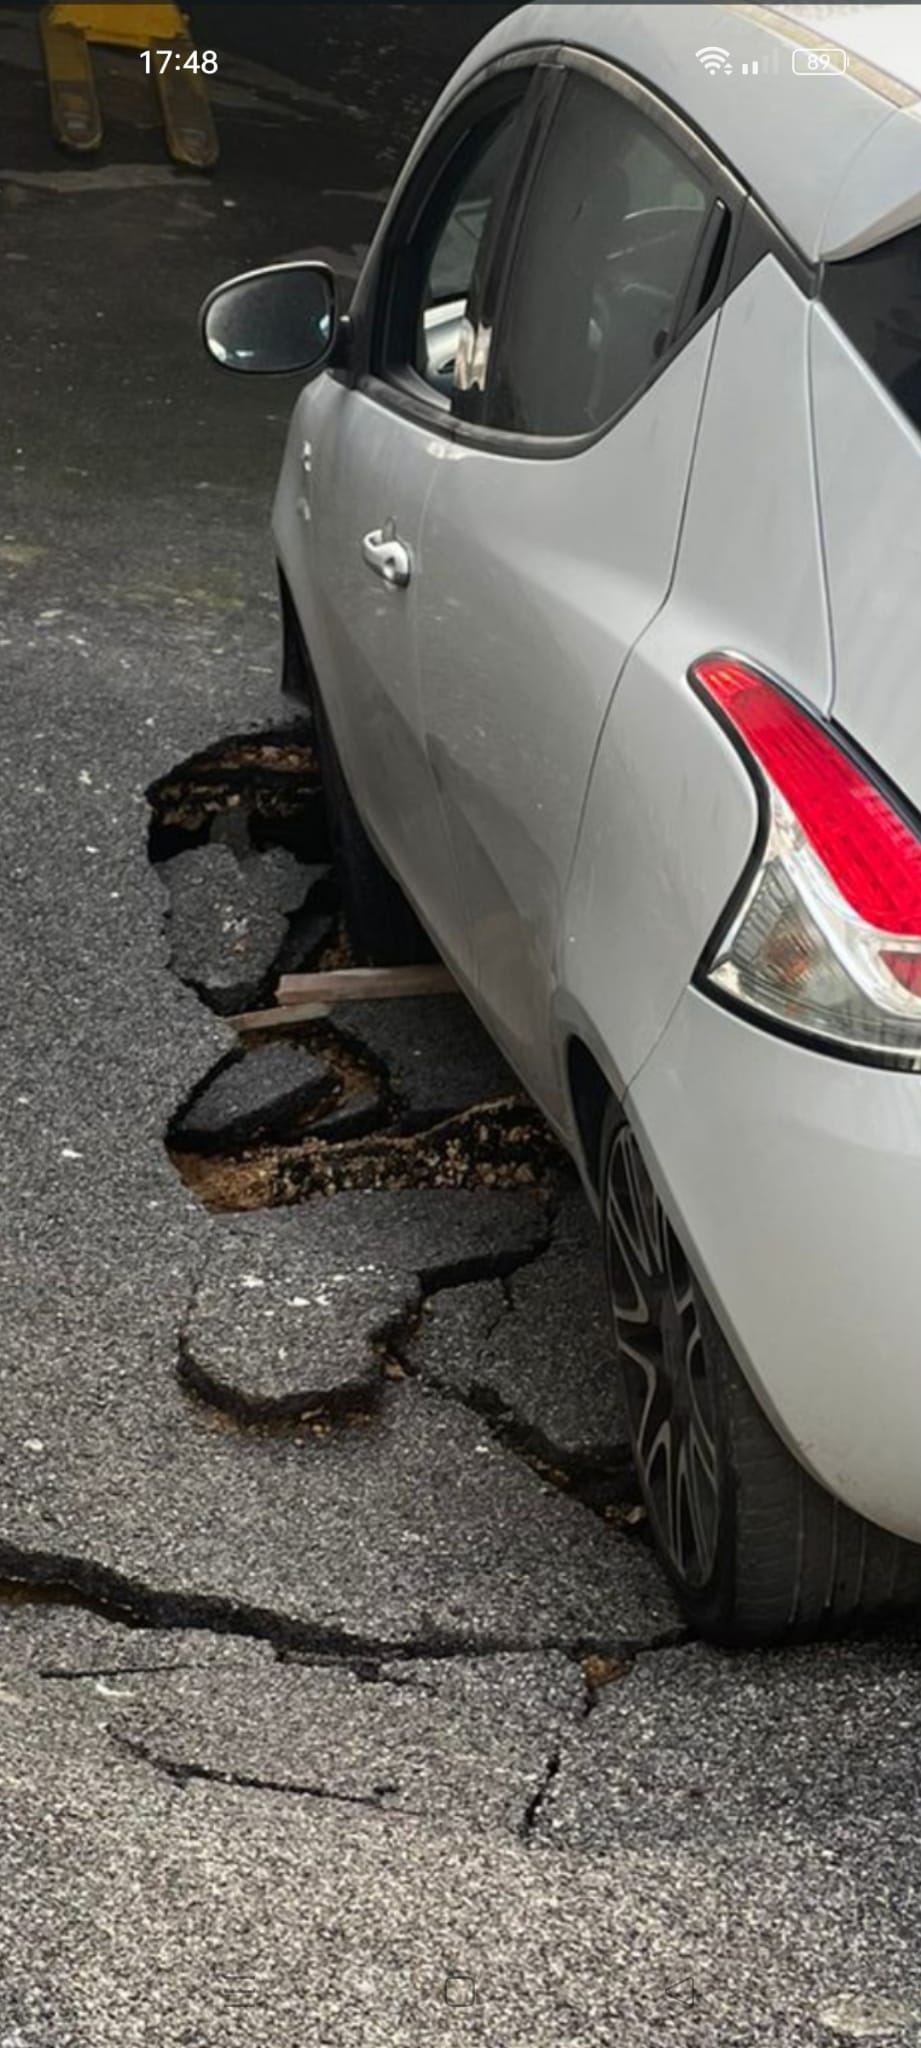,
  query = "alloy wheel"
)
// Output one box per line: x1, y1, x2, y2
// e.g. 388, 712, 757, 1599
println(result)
604, 1124, 720, 1588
